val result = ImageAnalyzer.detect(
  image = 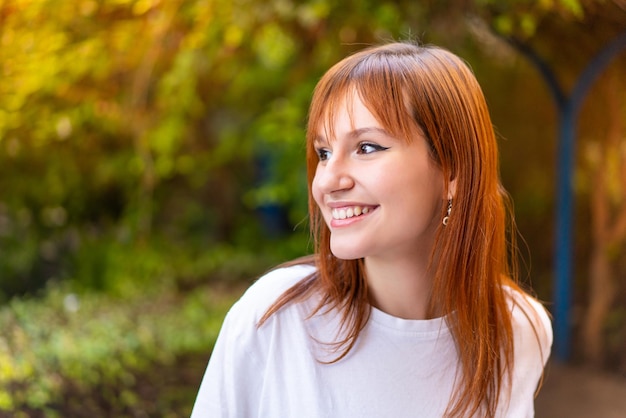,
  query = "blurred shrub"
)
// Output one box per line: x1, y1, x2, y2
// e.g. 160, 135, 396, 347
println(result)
65, 229, 309, 295
0, 279, 241, 416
